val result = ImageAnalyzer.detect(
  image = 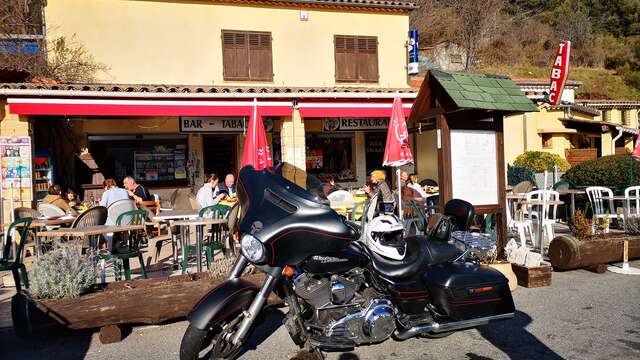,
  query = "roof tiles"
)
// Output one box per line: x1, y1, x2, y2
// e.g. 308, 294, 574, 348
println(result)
430, 70, 539, 113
